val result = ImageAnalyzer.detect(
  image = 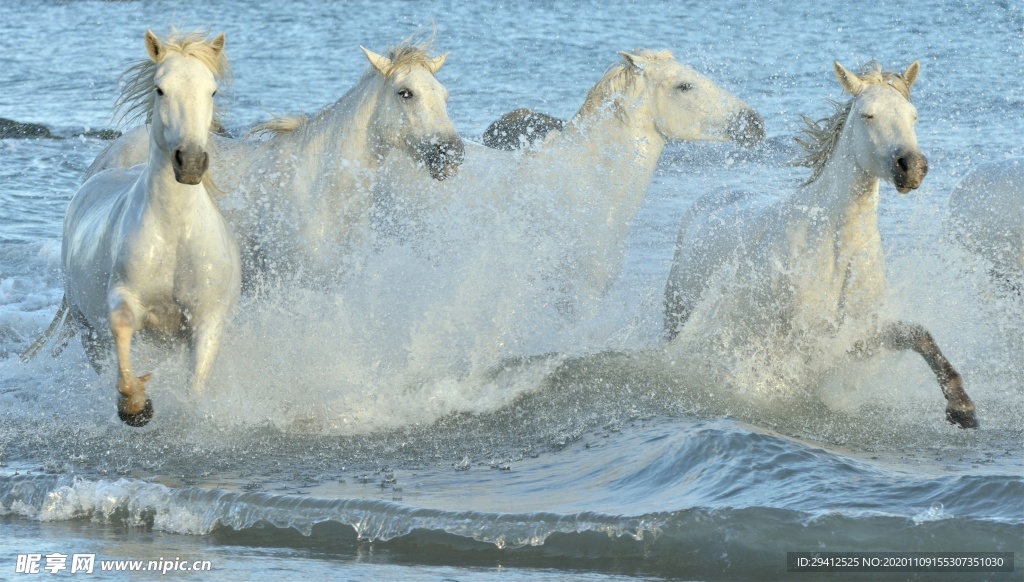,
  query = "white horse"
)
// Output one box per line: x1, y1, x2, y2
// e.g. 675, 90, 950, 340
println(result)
948, 158, 1023, 288
663, 61, 978, 429
536, 50, 763, 292
87, 39, 464, 284
391, 50, 764, 305
22, 30, 240, 427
